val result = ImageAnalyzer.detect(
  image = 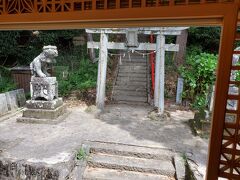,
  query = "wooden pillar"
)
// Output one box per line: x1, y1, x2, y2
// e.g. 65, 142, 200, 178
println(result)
206, 9, 238, 180
154, 34, 165, 113
96, 32, 108, 110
